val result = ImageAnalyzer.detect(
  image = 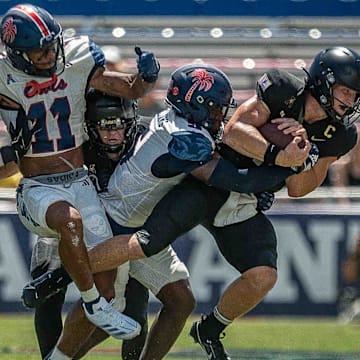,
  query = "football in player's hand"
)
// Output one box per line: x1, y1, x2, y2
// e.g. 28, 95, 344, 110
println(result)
259, 123, 305, 149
